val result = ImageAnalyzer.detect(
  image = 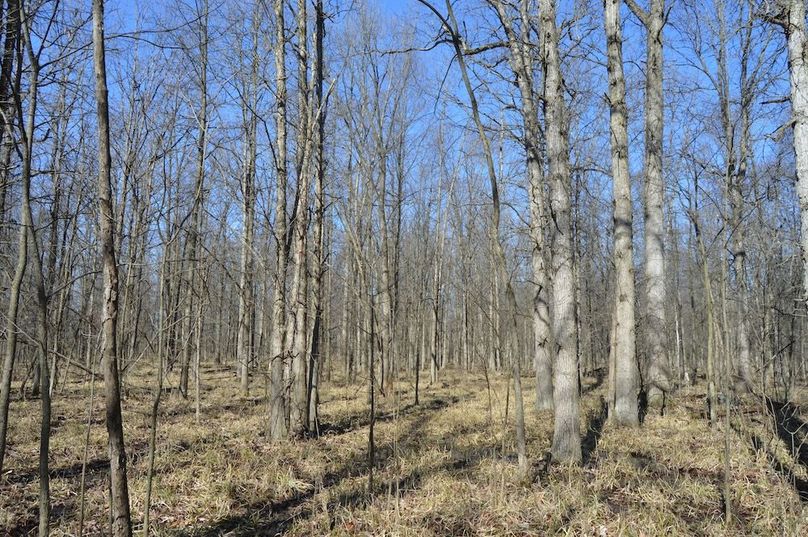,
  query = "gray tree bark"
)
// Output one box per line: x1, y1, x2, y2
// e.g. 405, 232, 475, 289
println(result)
605, 0, 640, 427
238, 6, 259, 395
782, 1, 808, 308
288, 0, 313, 437
626, 0, 672, 406
269, 0, 290, 440
540, 0, 582, 463
491, 0, 554, 412
0, 0, 21, 475
92, 0, 132, 534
